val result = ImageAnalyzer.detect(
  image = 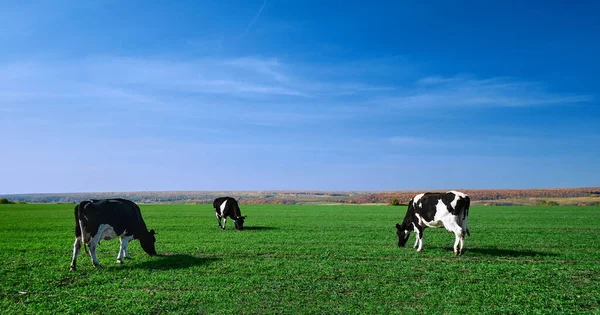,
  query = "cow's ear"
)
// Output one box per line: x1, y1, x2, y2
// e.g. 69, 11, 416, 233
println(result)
395, 223, 402, 230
